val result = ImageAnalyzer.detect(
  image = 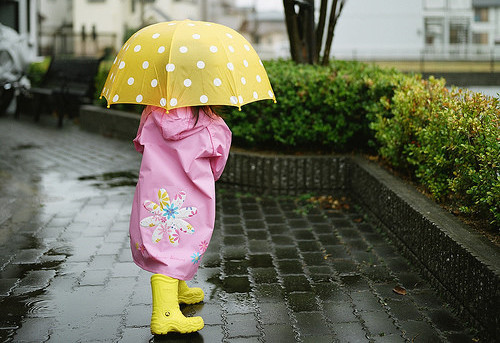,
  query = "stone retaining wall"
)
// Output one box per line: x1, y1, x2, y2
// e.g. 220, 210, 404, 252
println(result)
80, 105, 499, 340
